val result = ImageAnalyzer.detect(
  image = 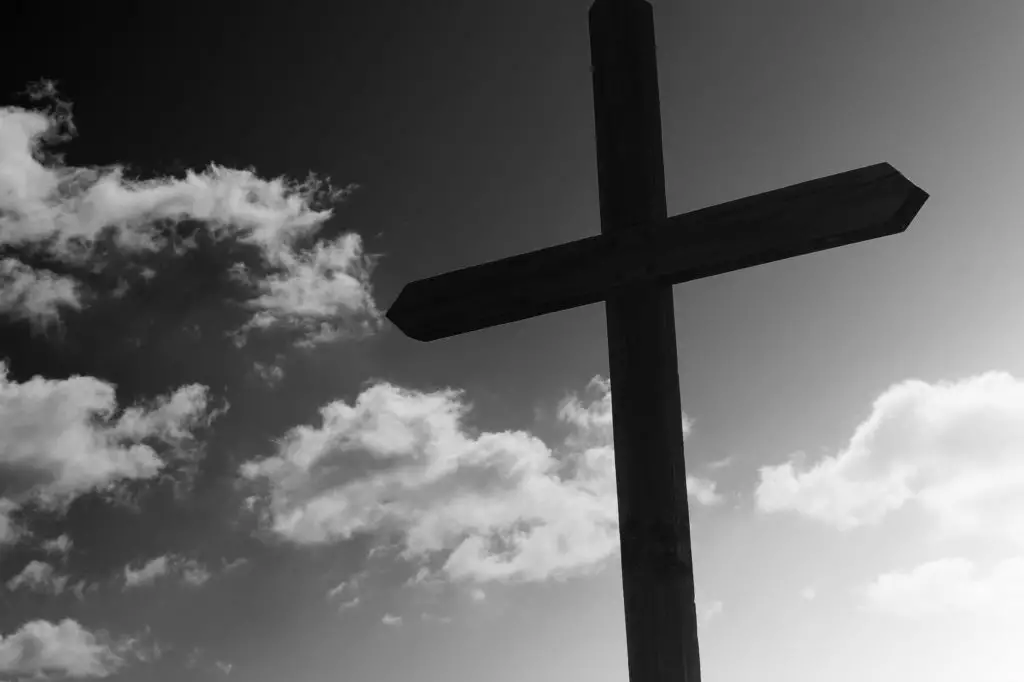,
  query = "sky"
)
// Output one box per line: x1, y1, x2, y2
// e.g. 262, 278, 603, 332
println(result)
2, 0, 1024, 680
